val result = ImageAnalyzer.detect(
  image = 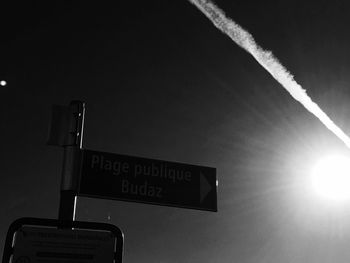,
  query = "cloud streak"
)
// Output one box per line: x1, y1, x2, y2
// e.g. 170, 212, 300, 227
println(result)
189, 0, 350, 148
